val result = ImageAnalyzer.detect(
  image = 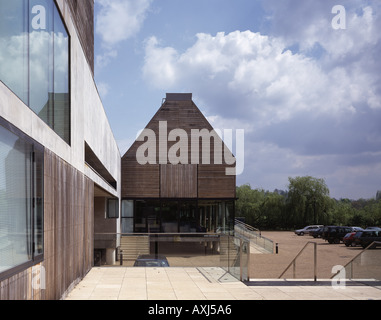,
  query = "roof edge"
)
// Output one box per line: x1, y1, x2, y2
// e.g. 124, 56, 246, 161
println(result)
166, 93, 192, 101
